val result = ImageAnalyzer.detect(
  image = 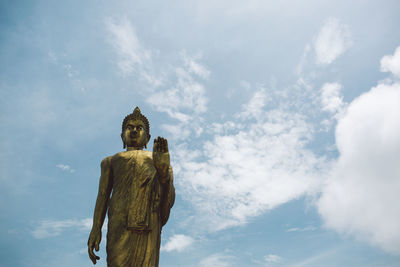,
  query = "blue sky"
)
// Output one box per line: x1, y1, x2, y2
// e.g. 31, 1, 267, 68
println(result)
1, 0, 400, 266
